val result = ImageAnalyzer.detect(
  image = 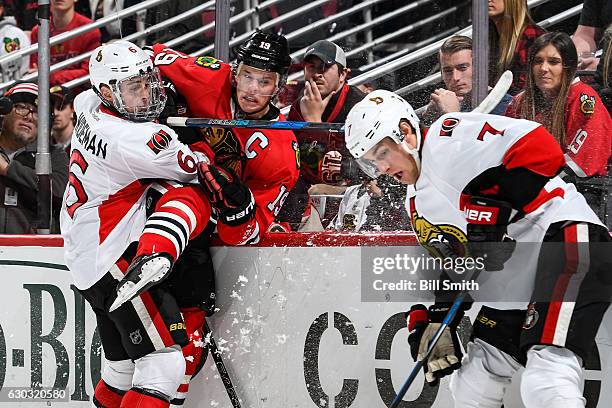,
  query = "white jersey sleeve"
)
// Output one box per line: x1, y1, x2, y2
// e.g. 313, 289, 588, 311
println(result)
61, 90, 208, 289
410, 112, 602, 253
